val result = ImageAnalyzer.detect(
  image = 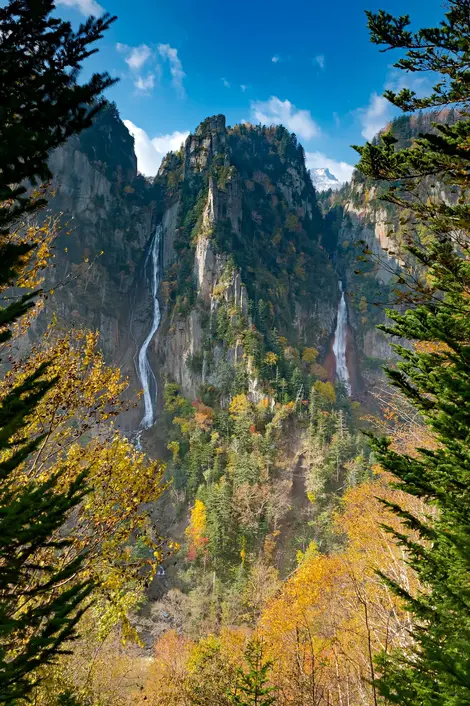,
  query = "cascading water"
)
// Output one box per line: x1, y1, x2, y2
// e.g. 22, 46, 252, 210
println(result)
136, 224, 163, 431
332, 281, 351, 395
